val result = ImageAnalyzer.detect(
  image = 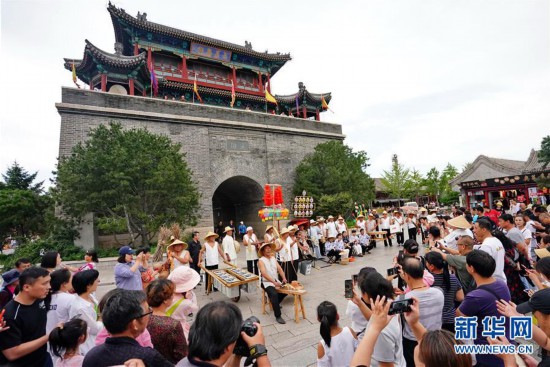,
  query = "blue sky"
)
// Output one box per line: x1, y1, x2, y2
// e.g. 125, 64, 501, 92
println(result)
0, 0, 548, 185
